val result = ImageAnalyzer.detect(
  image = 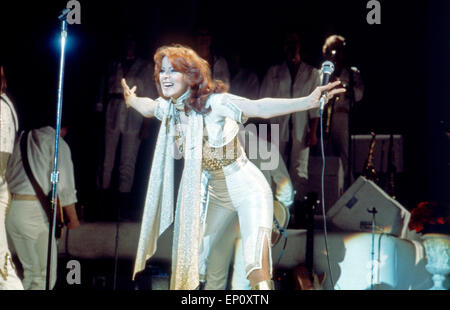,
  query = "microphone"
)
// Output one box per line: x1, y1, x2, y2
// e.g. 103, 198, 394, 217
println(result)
58, 8, 71, 21
319, 61, 335, 112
